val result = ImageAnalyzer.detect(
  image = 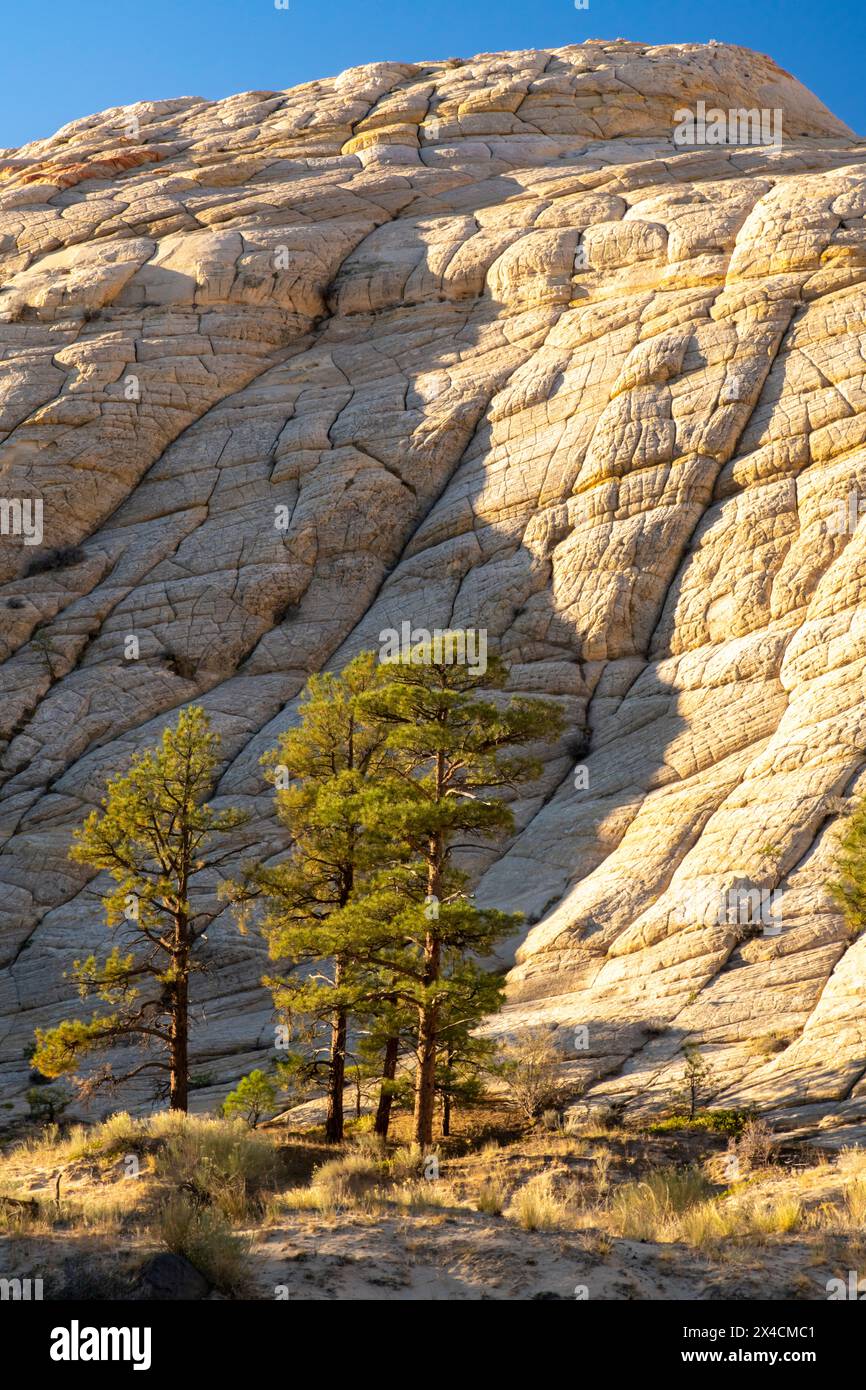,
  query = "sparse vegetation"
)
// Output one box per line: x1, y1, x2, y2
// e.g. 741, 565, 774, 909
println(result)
494, 1029, 568, 1122
732, 1116, 777, 1172
0, 1101, 862, 1300
25, 1082, 71, 1124
750, 1032, 791, 1057
649, 1108, 754, 1137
